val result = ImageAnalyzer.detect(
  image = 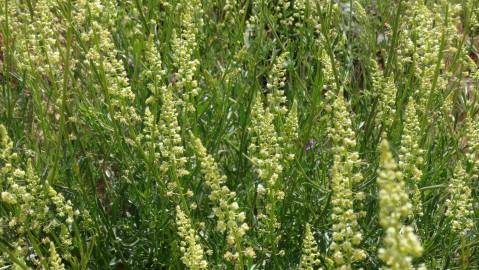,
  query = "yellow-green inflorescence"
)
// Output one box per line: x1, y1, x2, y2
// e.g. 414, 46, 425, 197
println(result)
463, 112, 479, 183
143, 37, 168, 104
398, 97, 424, 218
159, 86, 190, 183
463, 111, 479, 225
76, 0, 140, 126
299, 223, 323, 270
248, 94, 285, 254
171, 0, 204, 110
250, 94, 284, 188
329, 162, 366, 269
445, 163, 474, 236
249, 95, 284, 199
141, 54, 209, 270
139, 39, 164, 162
175, 206, 208, 270
469, 0, 479, 31
276, 0, 293, 28
326, 91, 364, 188
4, 0, 75, 129
410, 0, 439, 115
2, 0, 65, 82
281, 100, 299, 163
0, 125, 79, 268
326, 91, 366, 269
47, 239, 66, 270
267, 51, 289, 118
266, 50, 299, 165
190, 134, 252, 263
377, 139, 425, 270
138, 39, 208, 269
321, 50, 338, 106
141, 82, 189, 196
407, 1, 460, 126
370, 59, 397, 130
223, 0, 242, 26
292, 0, 308, 29
17, 0, 65, 81
246, 0, 264, 37
0, 0, 21, 51
433, 1, 463, 127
